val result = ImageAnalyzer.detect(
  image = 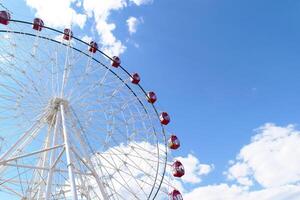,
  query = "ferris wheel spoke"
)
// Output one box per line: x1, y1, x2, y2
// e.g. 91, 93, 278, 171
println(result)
117, 164, 160, 193
12, 35, 59, 99
95, 152, 142, 200
100, 82, 131, 105
0, 166, 32, 189
112, 158, 162, 193
66, 57, 95, 99
0, 118, 45, 161
0, 69, 46, 107
68, 107, 115, 200
0, 39, 47, 83
99, 139, 157, 176
109, 118, 154, 144
61, 44, 75, 97
1, 140, 54, 198
101, 150, 166, 167
69, 70, 123, 106
109, 145, 158, 177
95, 151, 134, 196
73, 95, 138, 115
81, 114, 154, 154
0, 182, 24, 197
0, 82, 23, 97
72, 160, 93, 200
104, 143, 160, 187
120, 161, 150, 198
19, 35, 59, 80
70, 147, 107, 200
101, 154, 157, 199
